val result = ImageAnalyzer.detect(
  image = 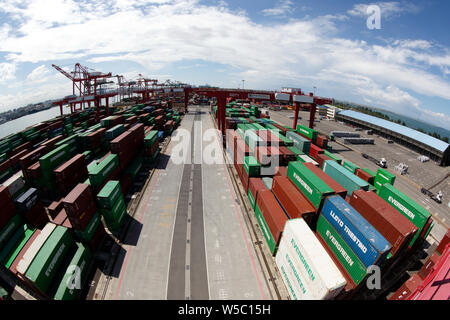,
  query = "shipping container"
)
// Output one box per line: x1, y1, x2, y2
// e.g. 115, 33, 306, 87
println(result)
278, 218, 347, 299
15, 188, 39, 213
243, 156, 261, 177
16, 223, 57, 276
316, 215, 367, 286
0, 214, 24, 250
296, 124, 318, 141
322, 160, 369, 196
287, 162, 334, 209
388, 273, 423, 300
255, 190, 288, 255
349, 190, 418, 258
9, 229, 41, 274
248, 178, 267, 210
272, 176, 316, 224
303, 162, 347, 199
436, 229, 450, 256
309, 144, 324, 160
297, 154, 319, 167
323, 150, 342, 165
321, 196, 391, 267
52, 242, 92, 300
286, 131, 310, 154
378, 184, 431, 248
97, 180, 124, 209
63, 184, 97, 230
343, 161, 359, 174
355, 168, 374, 185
